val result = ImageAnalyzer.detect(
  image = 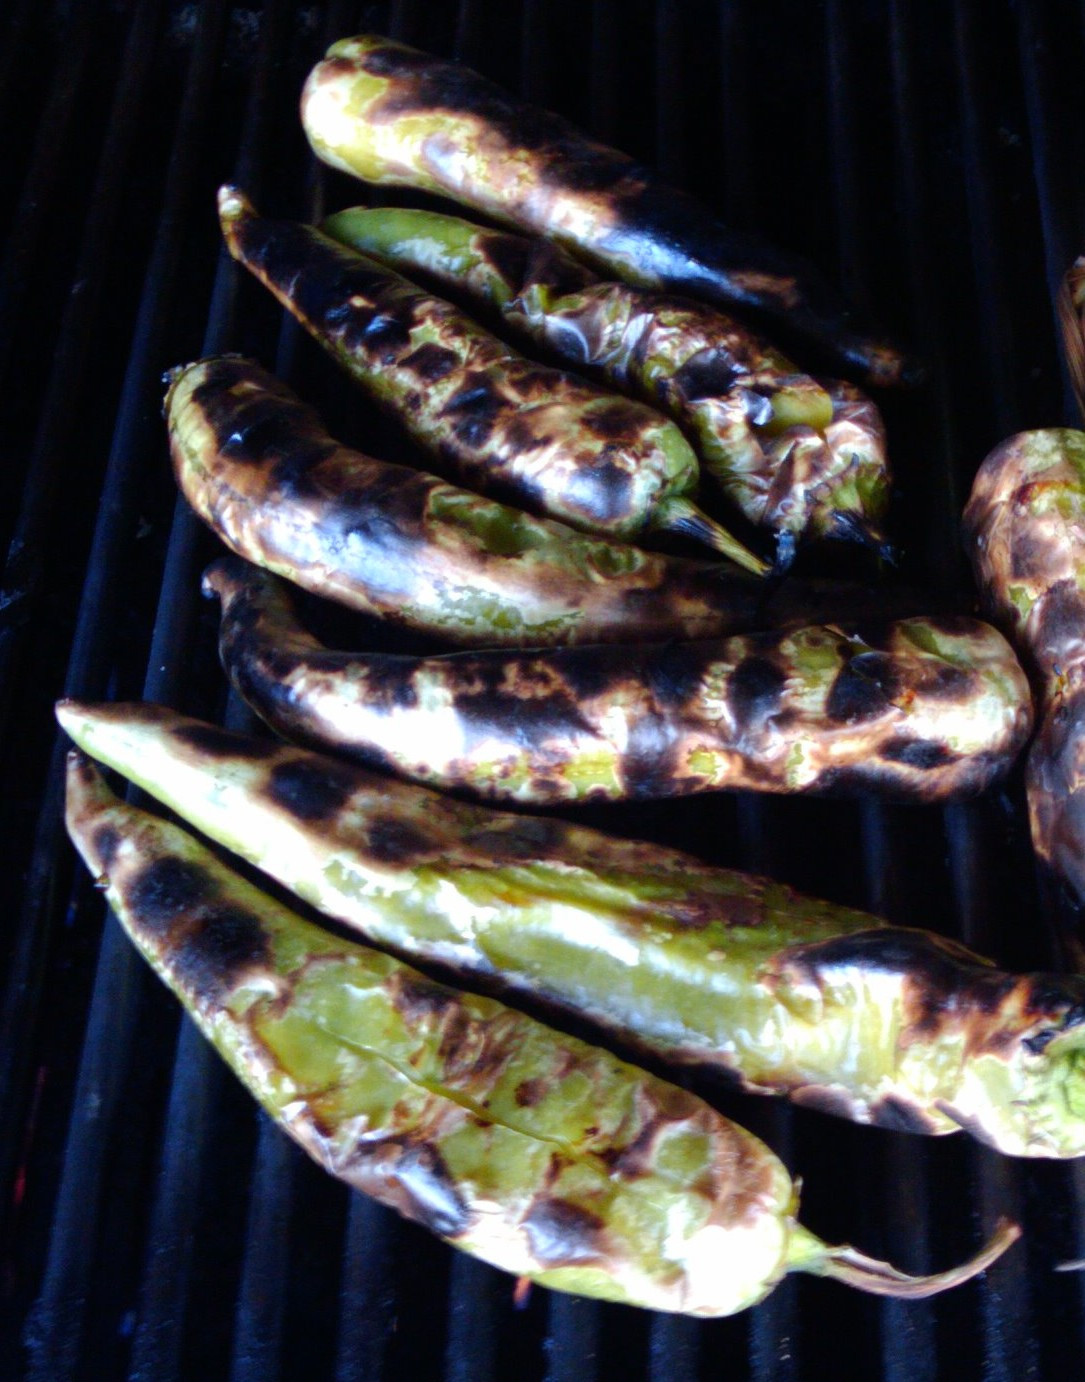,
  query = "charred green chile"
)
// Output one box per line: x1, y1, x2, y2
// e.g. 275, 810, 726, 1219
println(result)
58, 699, 1085, 1158
300, 35, 914, 388
964, 262, 1085, 962
164, 356, 921, 649
218, 187, 765, 572
323, 205, 890, 554
62, 749, 1017, 1313
204, 555, 1031, 807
